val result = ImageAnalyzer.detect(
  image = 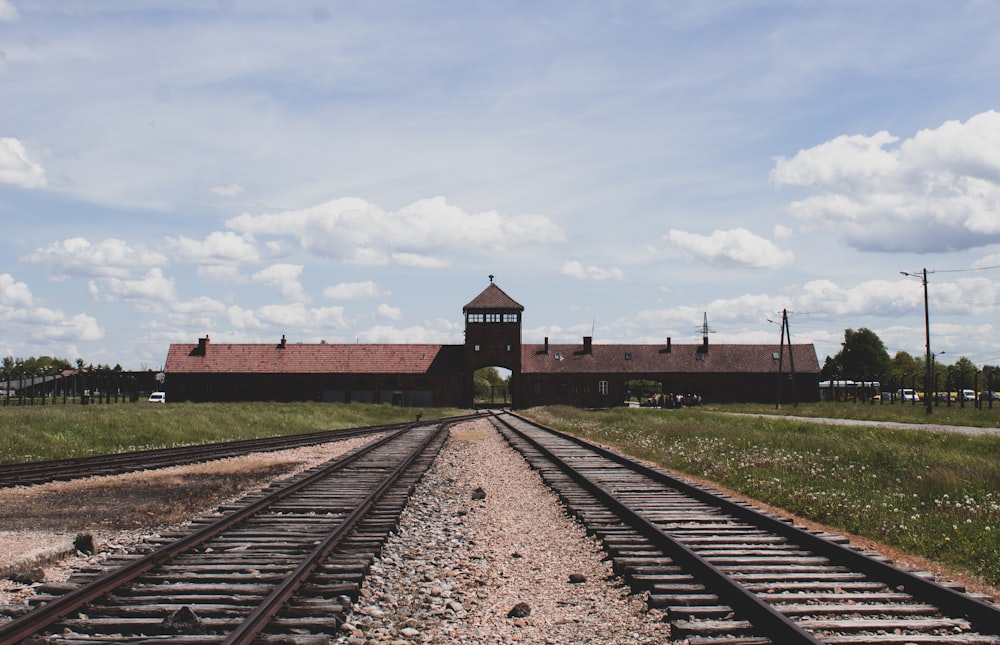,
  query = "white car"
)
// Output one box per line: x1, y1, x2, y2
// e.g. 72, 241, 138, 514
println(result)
148, 391, 166, 403
897, 388, 920, 402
